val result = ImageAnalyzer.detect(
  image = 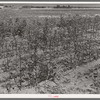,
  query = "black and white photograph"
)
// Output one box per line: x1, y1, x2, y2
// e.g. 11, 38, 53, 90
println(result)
0, 2, 100, 95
